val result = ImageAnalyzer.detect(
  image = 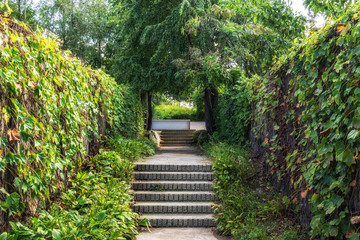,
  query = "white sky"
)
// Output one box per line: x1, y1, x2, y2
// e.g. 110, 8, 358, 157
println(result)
31, 0, 325, 26
290, 0, 326, 27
